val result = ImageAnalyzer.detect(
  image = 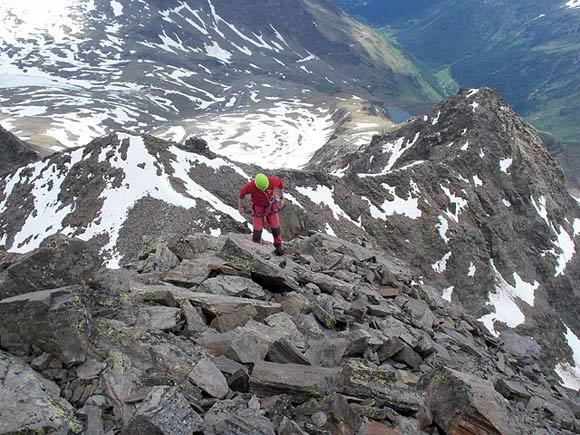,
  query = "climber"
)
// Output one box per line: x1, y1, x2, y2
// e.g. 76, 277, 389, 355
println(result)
238, 173, 285, 255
